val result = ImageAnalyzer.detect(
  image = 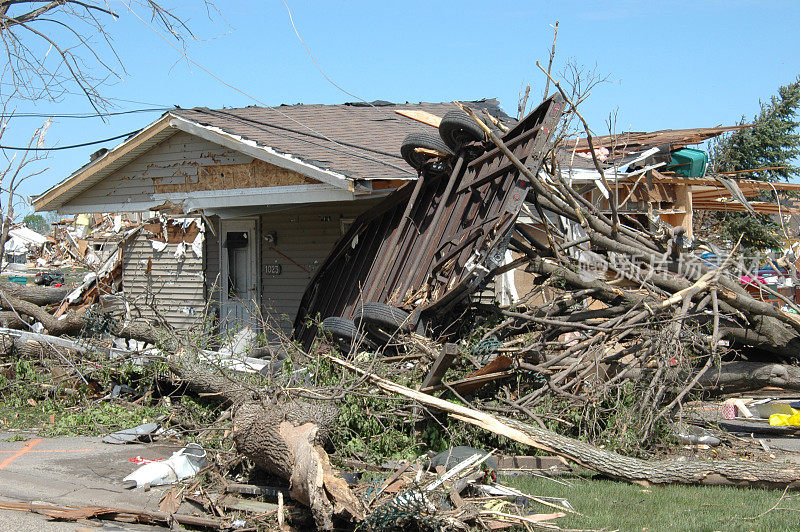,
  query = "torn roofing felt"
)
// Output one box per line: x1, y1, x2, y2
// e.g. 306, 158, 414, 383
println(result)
170, 99, 513, 181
